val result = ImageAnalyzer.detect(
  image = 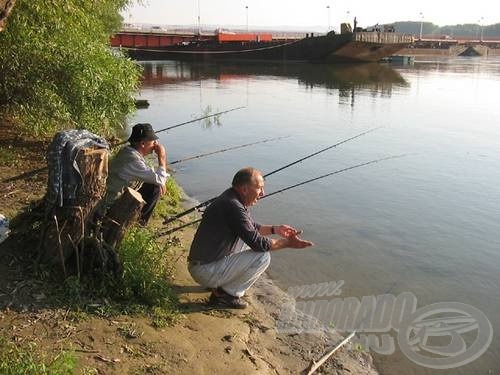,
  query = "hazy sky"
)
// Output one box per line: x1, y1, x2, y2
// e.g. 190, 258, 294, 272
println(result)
124, 0, 498, 30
